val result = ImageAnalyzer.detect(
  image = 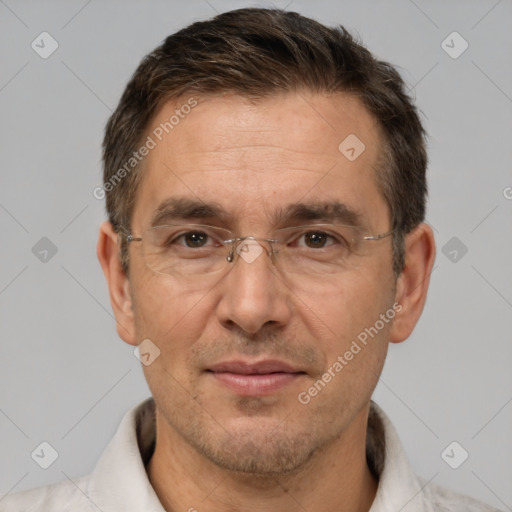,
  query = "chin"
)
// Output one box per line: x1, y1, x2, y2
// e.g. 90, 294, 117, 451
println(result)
192, 417, 329, 477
